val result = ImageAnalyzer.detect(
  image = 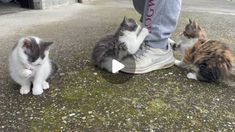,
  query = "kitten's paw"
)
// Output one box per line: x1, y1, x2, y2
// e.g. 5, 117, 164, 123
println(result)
142, 28, 149, 36
32, 86, 43, 95
168, 38, 176, 45
42, 81, 49, 90
187, 73, 198, 80
169, 39, 178, 50
174, 60, 182, 66
21, 69, 33, 78
20, 86, 30, 95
